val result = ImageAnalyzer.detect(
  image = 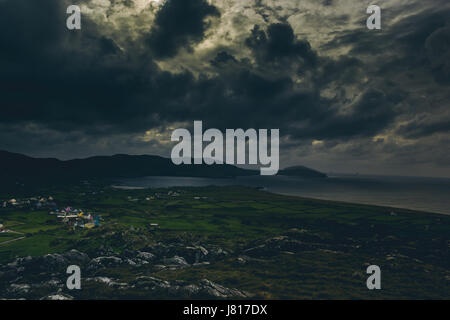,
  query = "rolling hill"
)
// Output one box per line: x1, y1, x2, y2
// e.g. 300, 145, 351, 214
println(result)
0, 150, 327, 185
0, 150, 255, 183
